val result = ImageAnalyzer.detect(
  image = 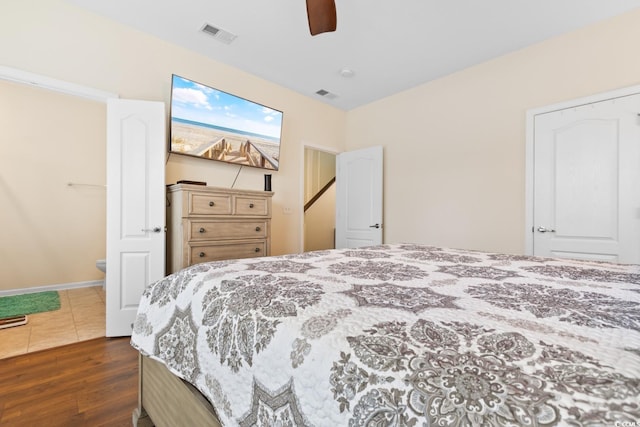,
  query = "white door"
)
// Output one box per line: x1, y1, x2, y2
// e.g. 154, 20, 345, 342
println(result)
533, 94, 640, 263
335, 146, 383, 249
106, 99, 166, 337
